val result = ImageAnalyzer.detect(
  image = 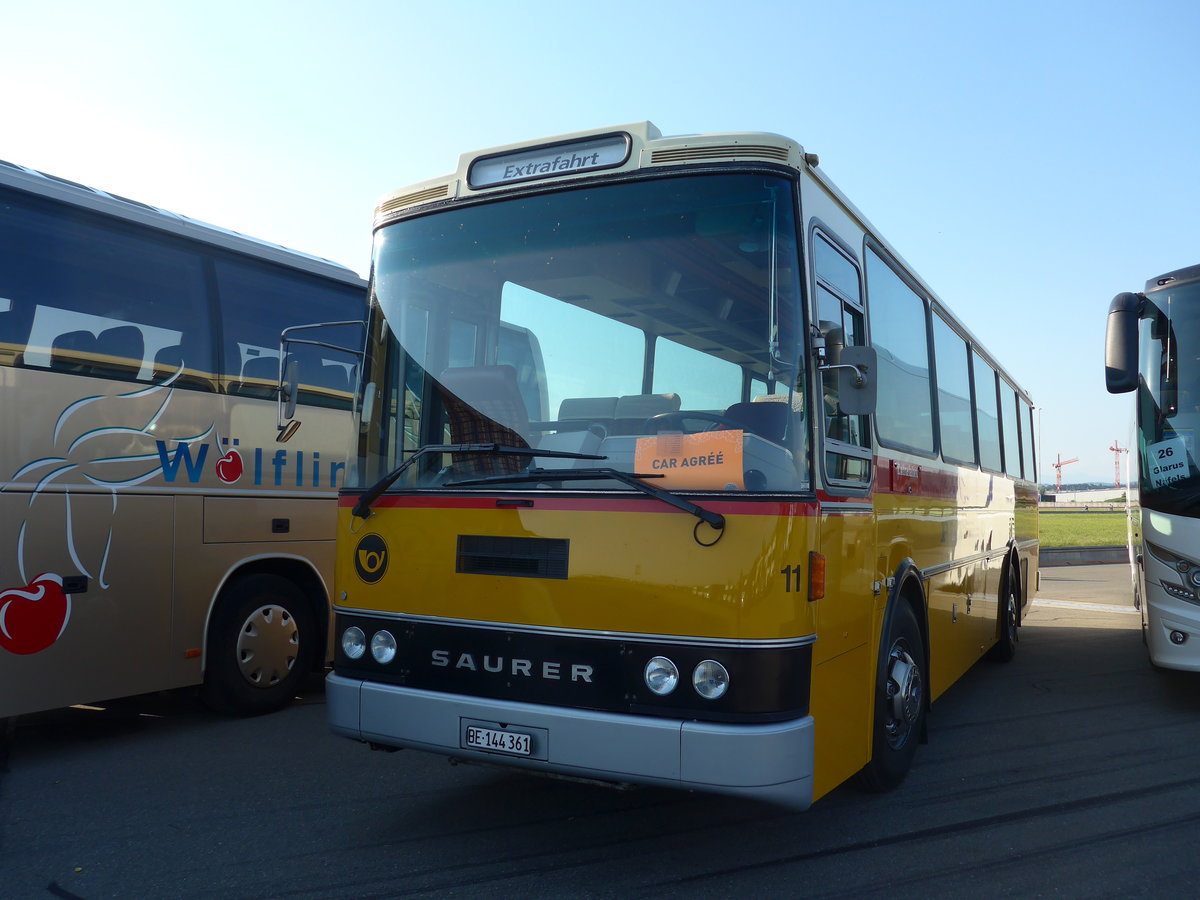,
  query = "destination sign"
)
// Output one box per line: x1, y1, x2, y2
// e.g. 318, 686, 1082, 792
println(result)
1146, 435, 1195, 489
468, 133, 631, 188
